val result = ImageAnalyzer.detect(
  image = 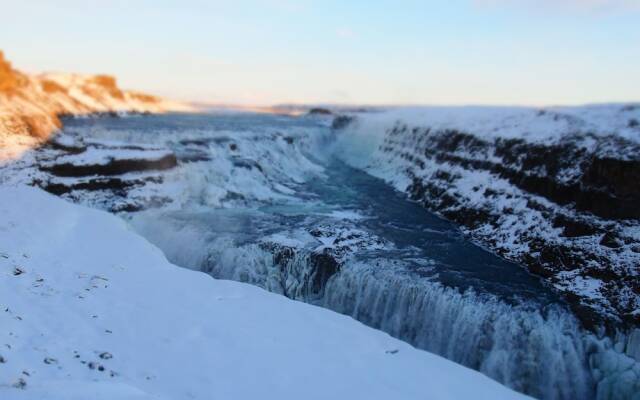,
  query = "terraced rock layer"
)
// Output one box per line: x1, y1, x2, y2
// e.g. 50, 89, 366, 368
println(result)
361, 119, 640, 328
